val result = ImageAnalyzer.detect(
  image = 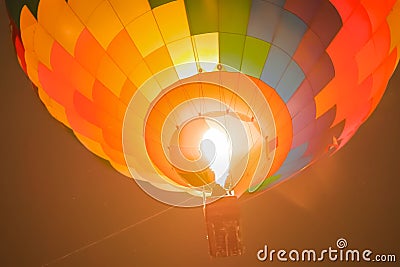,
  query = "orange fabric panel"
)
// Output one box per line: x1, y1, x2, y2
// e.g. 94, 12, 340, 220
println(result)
73, 90, 125, 164
74, 29, 105, 77
355, 22, 391, 83
67, 106, 104, 143
37, 63, 75, 109
93, 80, 126, 122
361, 0, 395, 32
119, 79, 138, 106
316, 4, 371, 121
37, 87, 70, 127
387, 0, 400, 64
329, 0, 359, 22
102, 129, 123, 151
74, 132, 109, 160
73, 90, 102, 128
50, 42, 95, 100
101, 141, 126, 165
106, 29, 143, 76
368, 49, 398, 116
144, 46, 174, 75
96, 54, 126, 97
323, 0, 399, 145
